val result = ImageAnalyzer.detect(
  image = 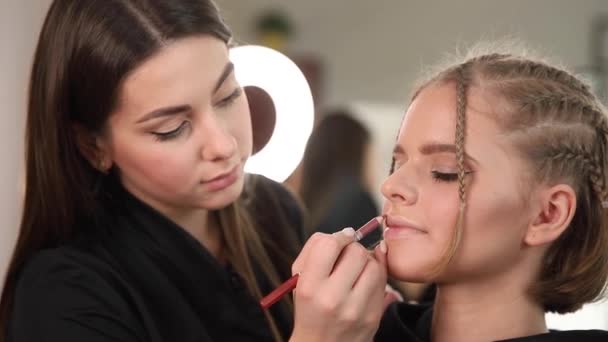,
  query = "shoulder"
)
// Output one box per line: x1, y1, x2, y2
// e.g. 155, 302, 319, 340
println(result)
504, 329, 608, 341
15, 247, 107, 296
15, 246, 120, 289
9, 247, 144, 341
